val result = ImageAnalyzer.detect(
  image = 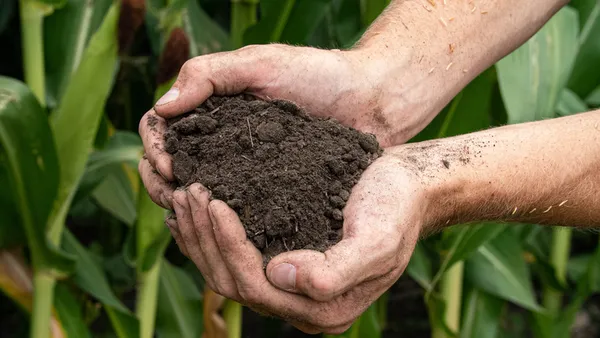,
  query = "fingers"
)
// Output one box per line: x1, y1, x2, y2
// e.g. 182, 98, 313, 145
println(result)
165, 214, 188, 257
172, 190, 212, 285
139, 109, 173, 181
207, 201, 315, 320
265, 236, 394, 302
139, 157, 174, 209
153, 46, 275, 119
208, 199, 395, 332
187, 184, 239, 298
